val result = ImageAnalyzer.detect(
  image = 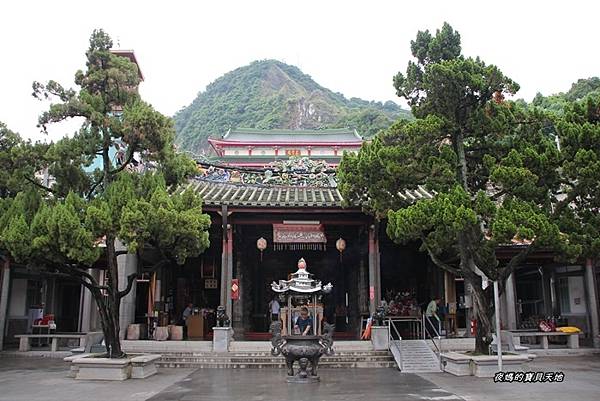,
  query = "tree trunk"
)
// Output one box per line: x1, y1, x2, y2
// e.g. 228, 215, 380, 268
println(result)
103, 234, 125, 358
469, 275, 494, 354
